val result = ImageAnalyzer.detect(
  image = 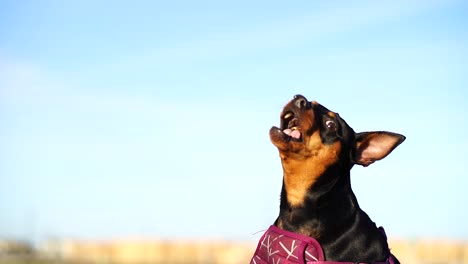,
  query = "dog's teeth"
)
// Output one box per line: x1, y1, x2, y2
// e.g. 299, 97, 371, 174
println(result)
284, 112, 293, 119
